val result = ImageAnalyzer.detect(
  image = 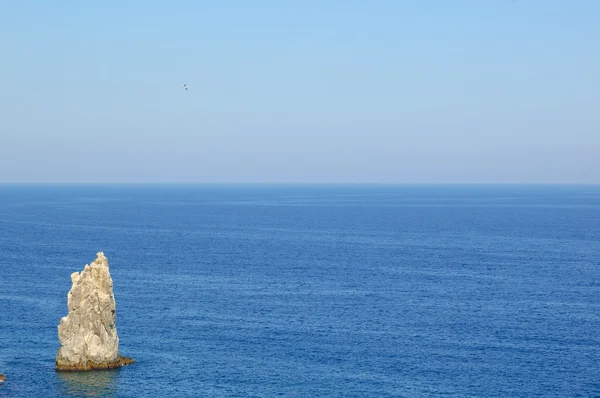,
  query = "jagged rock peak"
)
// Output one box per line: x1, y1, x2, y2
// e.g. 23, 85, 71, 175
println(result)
56, 252, 134, 371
